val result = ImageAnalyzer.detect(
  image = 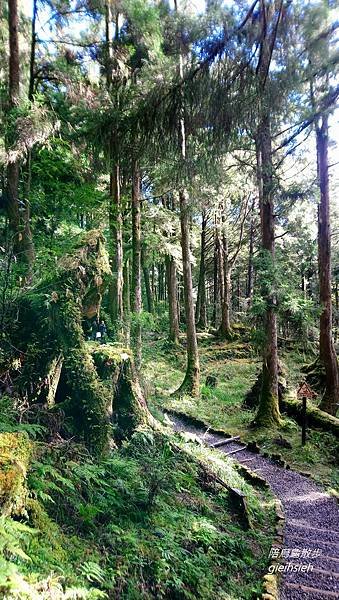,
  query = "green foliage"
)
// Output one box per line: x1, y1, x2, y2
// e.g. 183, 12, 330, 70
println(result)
0, 426, 273, 599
